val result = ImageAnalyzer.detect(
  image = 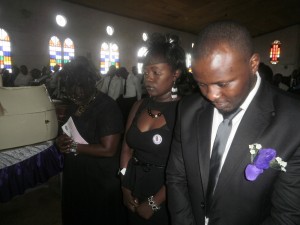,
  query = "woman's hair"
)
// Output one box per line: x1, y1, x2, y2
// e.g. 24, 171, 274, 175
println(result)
143, 33, 196, 96
143, 33, 187, 75
177, 72, 200, 96
59, 56, 99, 98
